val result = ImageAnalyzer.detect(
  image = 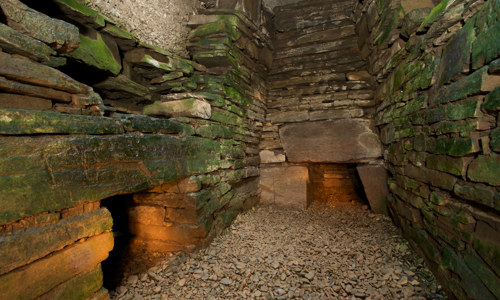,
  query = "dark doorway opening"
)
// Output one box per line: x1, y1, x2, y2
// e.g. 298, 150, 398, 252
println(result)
100, 193, 135, 290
